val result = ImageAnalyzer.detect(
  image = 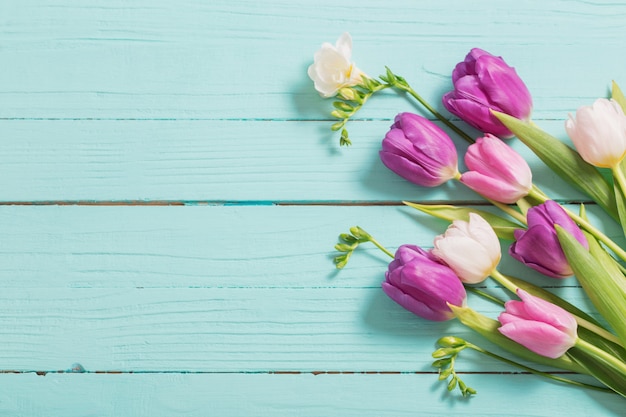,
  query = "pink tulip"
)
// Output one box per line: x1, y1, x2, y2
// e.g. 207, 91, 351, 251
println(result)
498, 289, 578, 358
460, 134, 532, 203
